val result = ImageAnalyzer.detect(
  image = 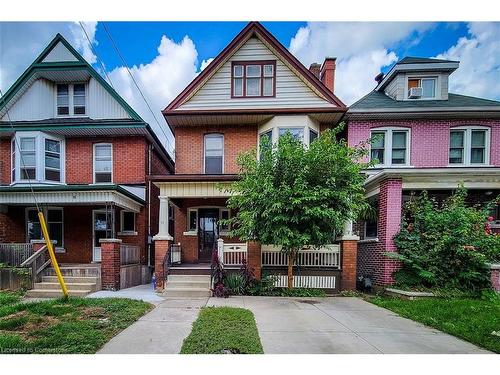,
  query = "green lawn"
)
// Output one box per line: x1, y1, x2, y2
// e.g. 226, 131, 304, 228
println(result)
0, 291, 152, 354
180, 307, 264, 354
368, 296, 500, 353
